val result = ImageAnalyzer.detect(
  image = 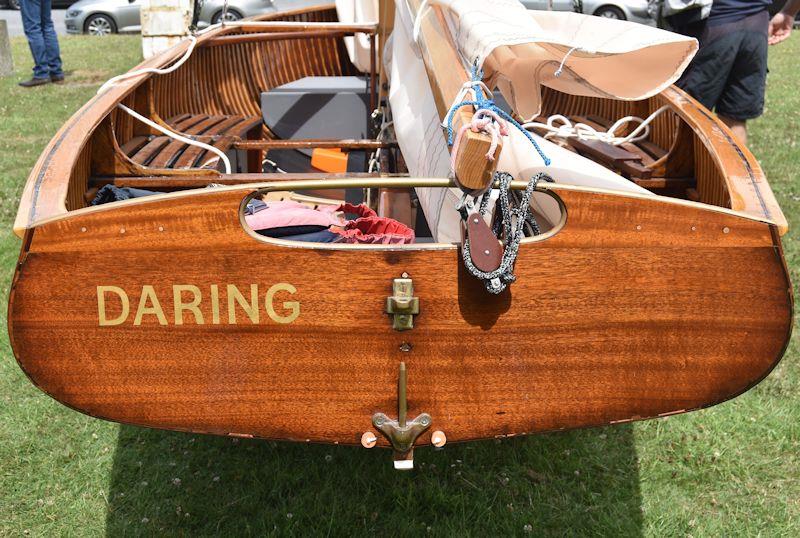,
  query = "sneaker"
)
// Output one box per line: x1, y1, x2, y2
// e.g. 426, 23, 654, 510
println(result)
18, 78, 51, 88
